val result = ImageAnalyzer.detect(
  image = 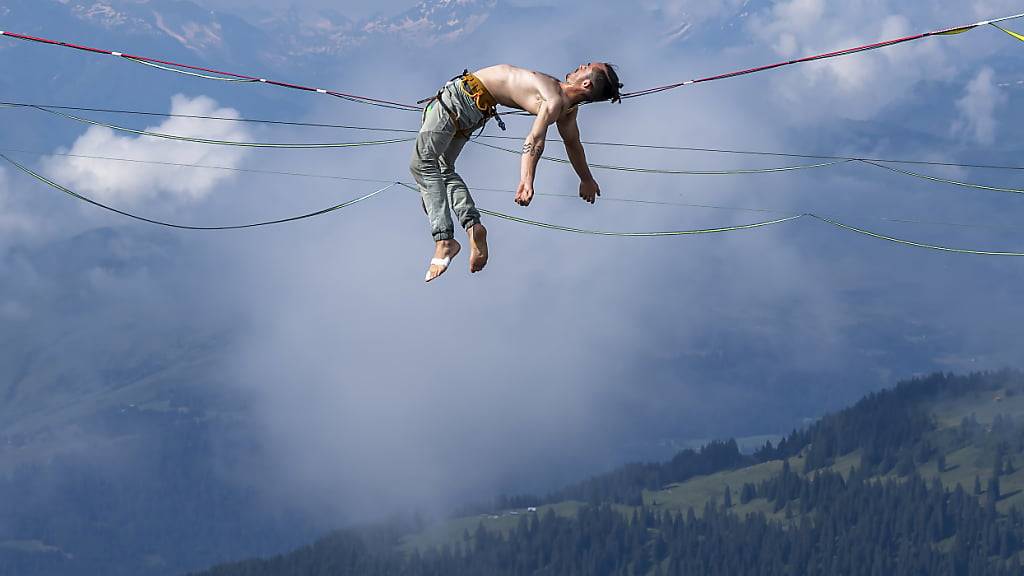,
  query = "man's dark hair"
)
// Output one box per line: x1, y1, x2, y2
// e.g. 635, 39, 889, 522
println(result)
589, 63, 623, 103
